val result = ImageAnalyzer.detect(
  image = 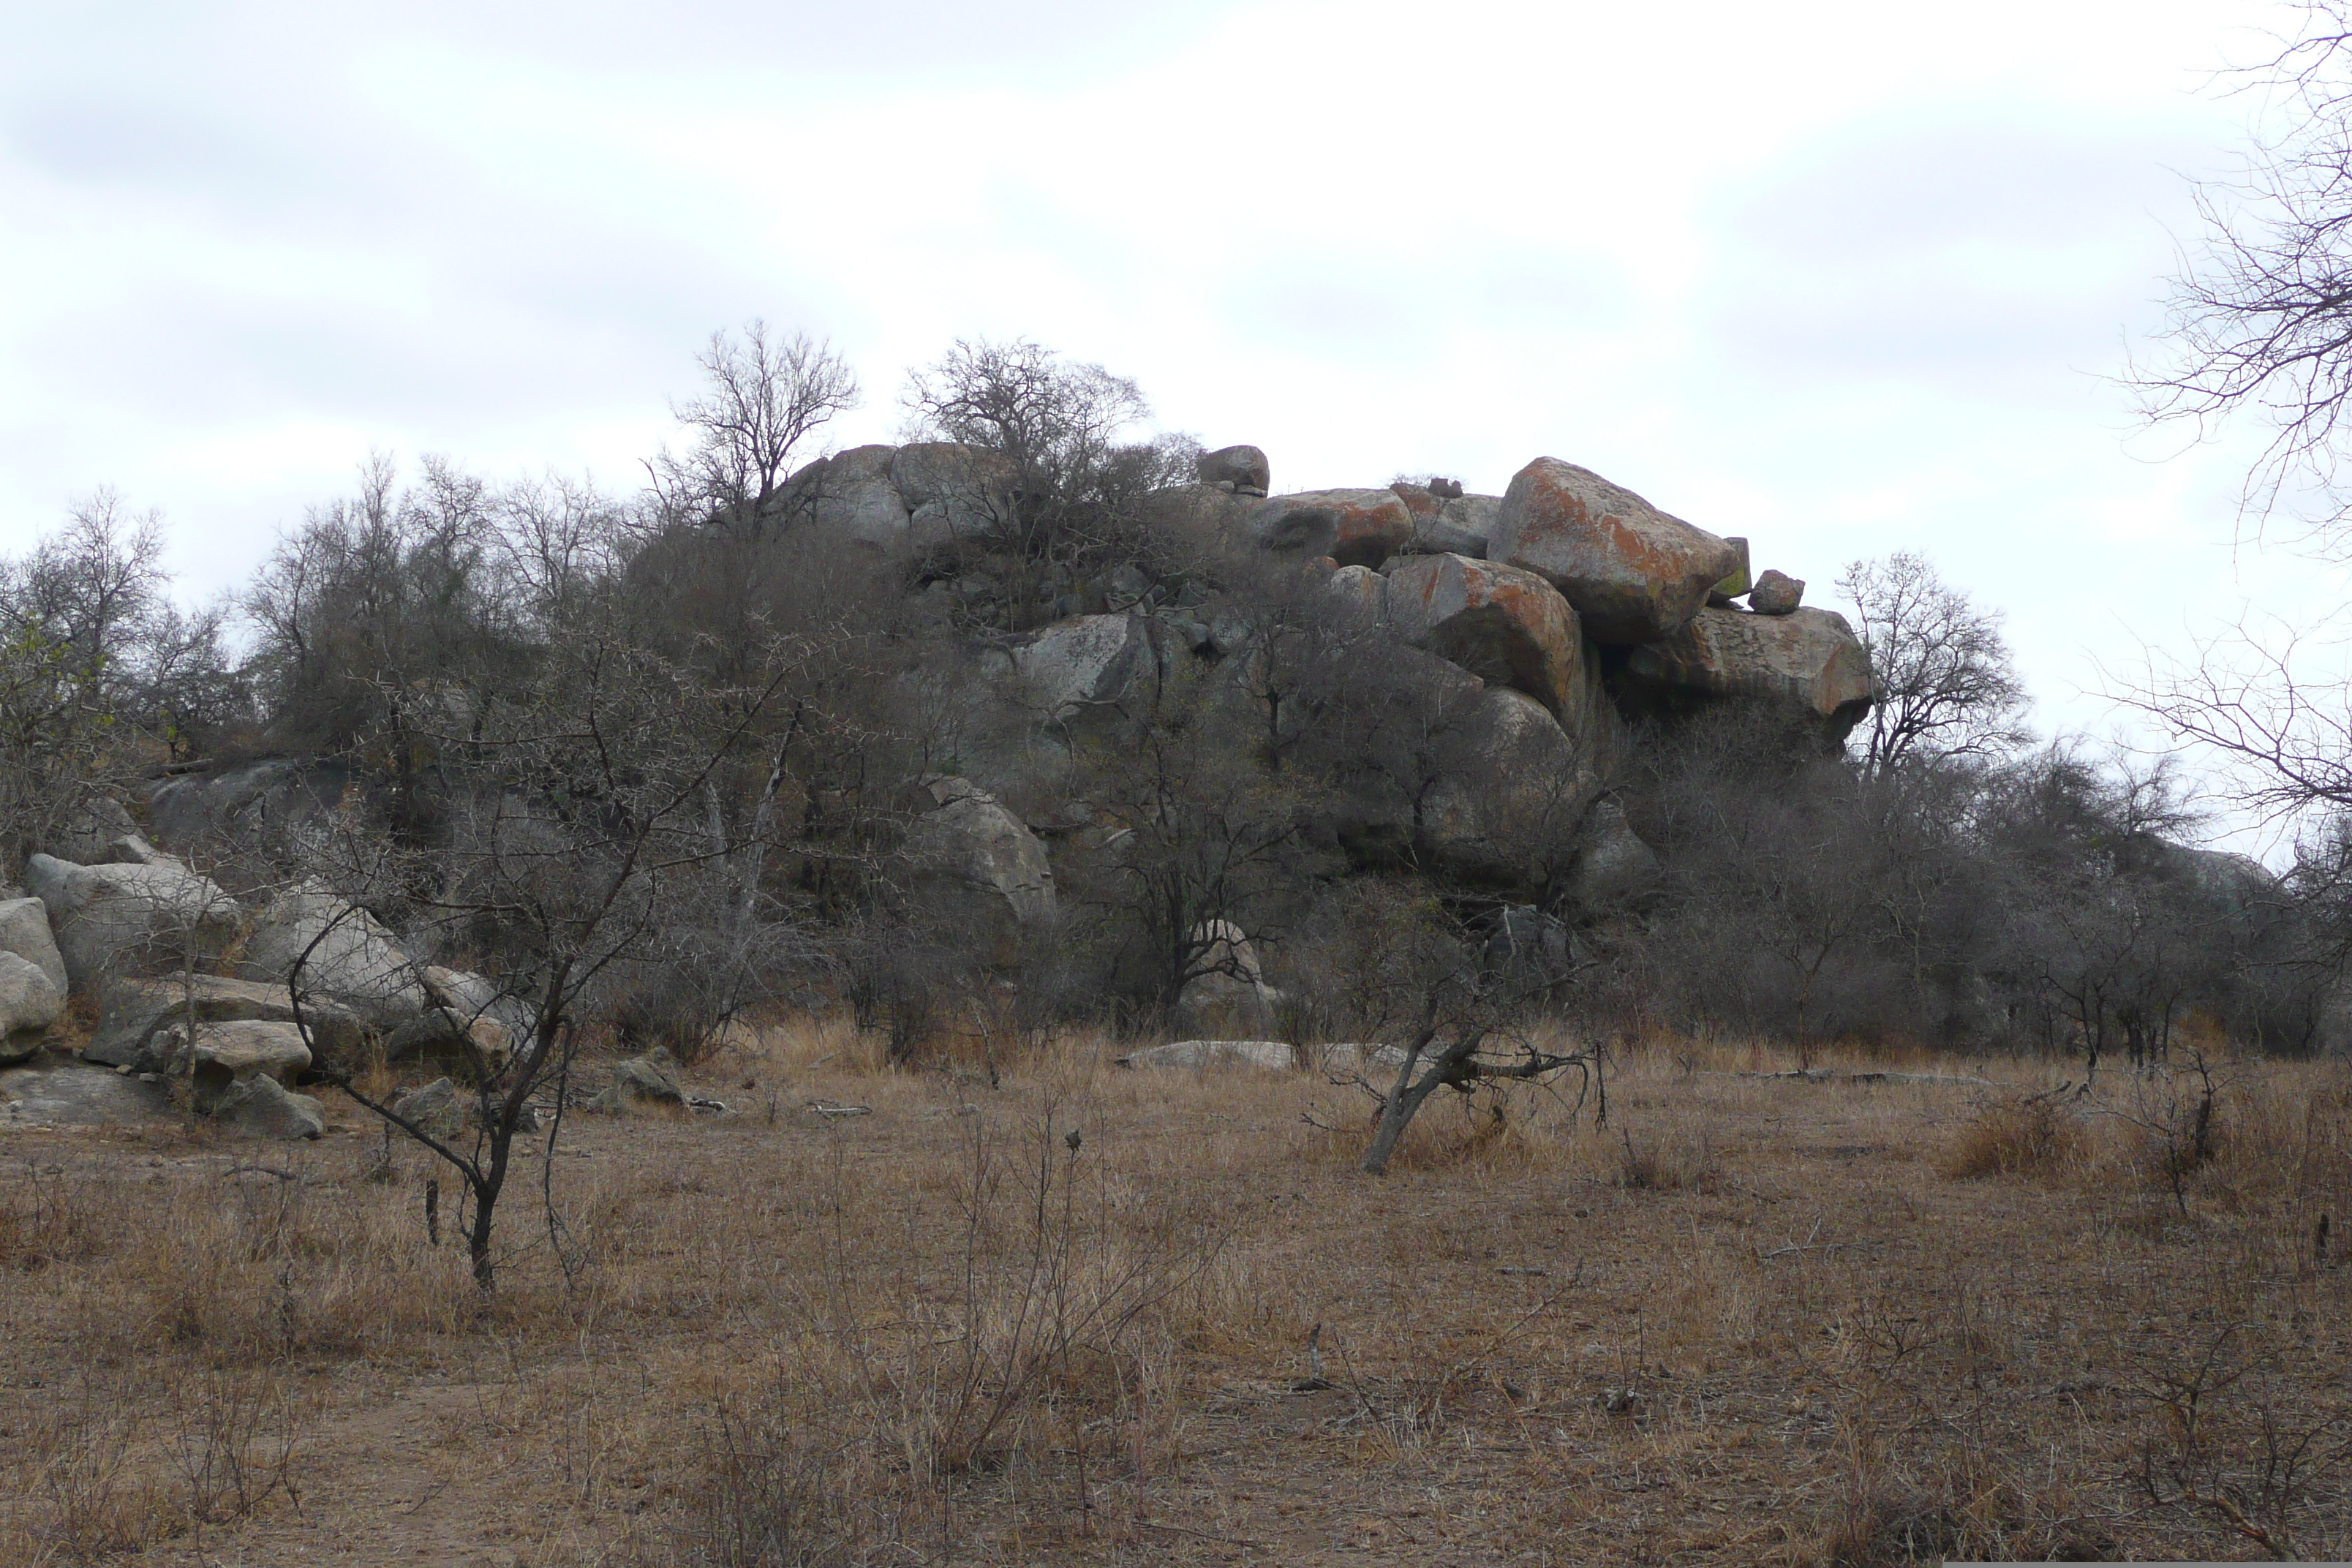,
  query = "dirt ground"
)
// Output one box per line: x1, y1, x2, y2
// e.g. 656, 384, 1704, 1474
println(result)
1, 1025, 2347, 1567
